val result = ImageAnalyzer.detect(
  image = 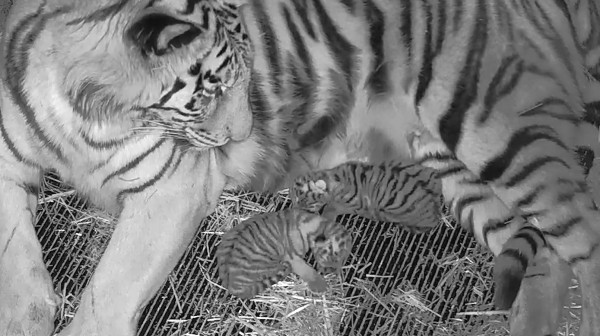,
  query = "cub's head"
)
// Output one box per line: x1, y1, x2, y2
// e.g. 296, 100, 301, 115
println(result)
33, 0, 254, 148
296, 211, 352, 274
312, 226, 353, 274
